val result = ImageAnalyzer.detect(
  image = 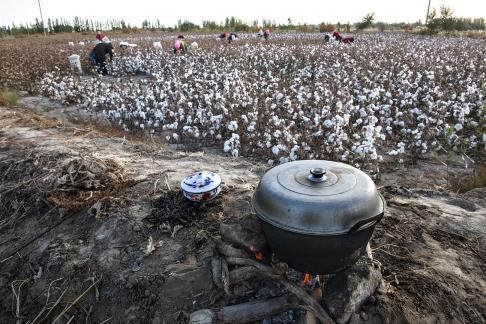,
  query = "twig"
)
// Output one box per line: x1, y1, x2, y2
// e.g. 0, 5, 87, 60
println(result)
372, 243, 410, 252
52, 277, 102, 323
0, 179, 34, 195
164, 175, 171, 191
35, 287, 68, 324
85, 305, 93, 324
30, 278, 64, 324
11, 279, 29, 324
37, 206, 58, 222
0, 210, 82, 262
153, 178, 160, 195
99, 317, 112, 324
